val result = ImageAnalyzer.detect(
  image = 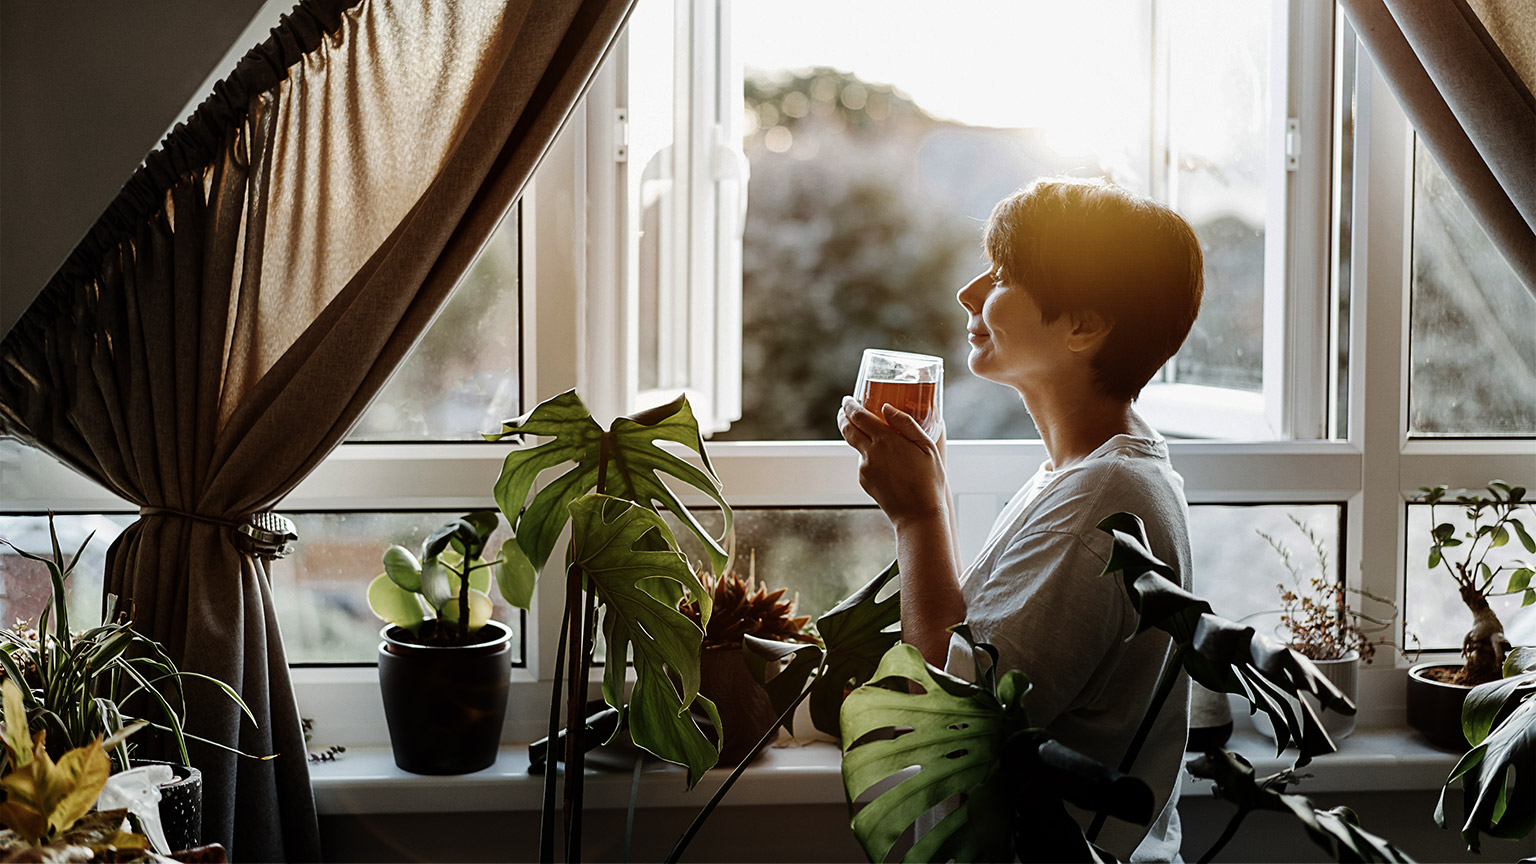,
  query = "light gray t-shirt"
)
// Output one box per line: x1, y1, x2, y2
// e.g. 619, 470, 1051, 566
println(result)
944, 420, 1192, 862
